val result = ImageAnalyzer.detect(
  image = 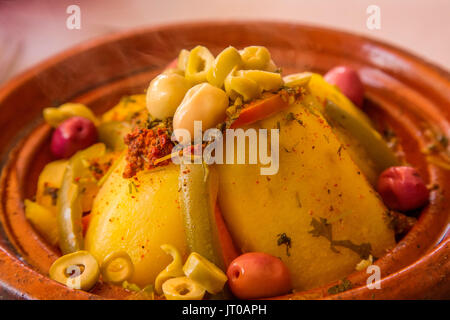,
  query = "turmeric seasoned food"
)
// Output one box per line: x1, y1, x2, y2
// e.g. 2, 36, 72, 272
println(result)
28, 45, 432, 299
